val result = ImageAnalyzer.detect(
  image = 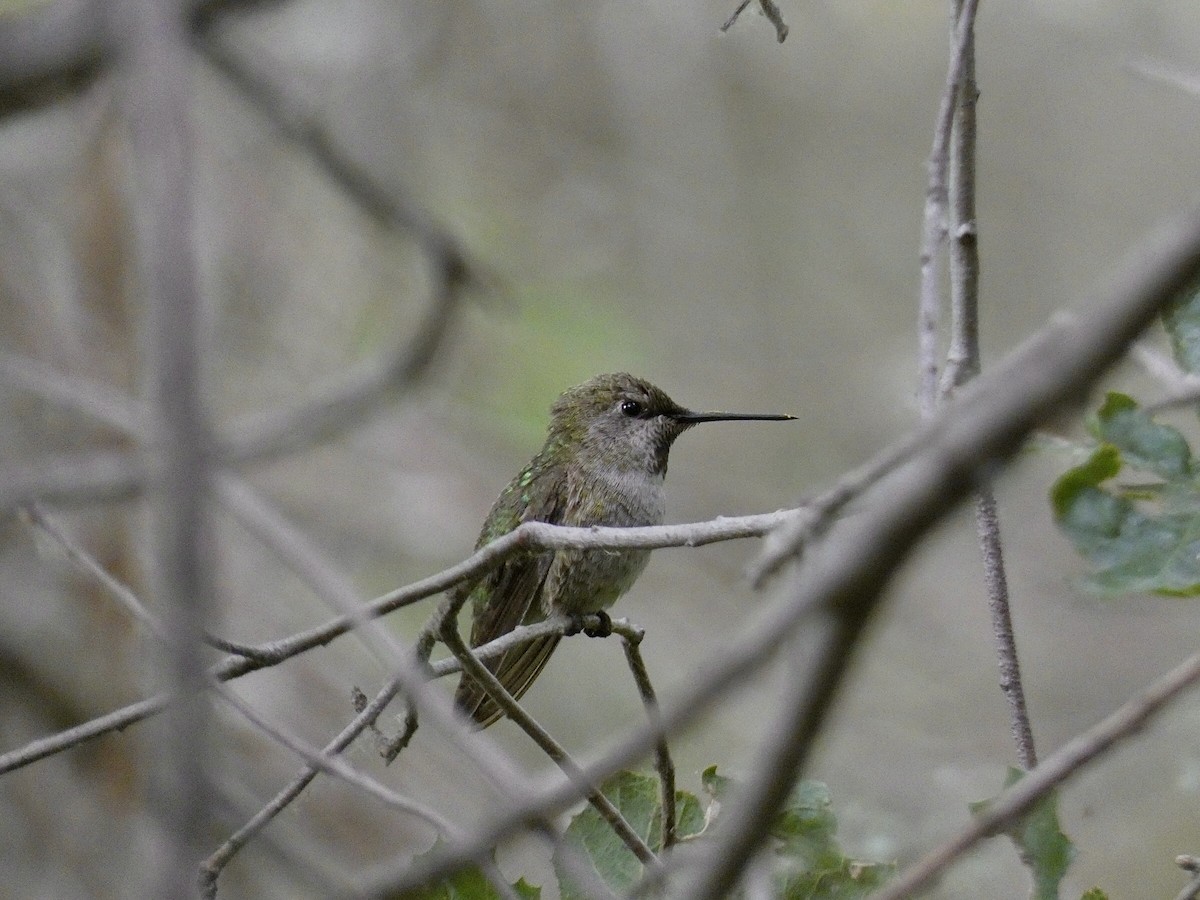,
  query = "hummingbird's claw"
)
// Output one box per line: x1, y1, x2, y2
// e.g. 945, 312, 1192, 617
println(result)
583, 610, 613, 638
563, 614, 585, 637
